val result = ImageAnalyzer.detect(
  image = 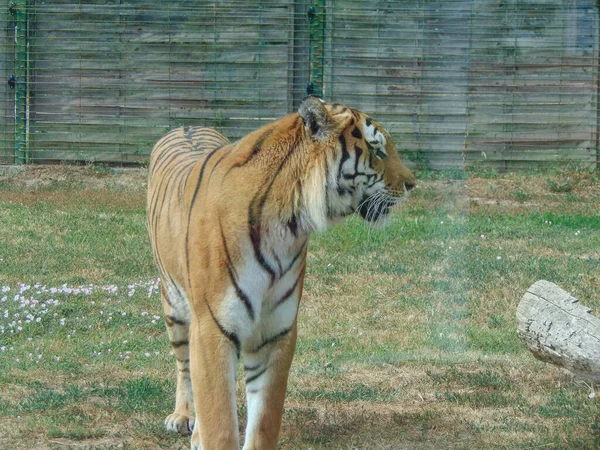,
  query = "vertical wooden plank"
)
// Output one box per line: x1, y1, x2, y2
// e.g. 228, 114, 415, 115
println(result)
1, 0, 15, 163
